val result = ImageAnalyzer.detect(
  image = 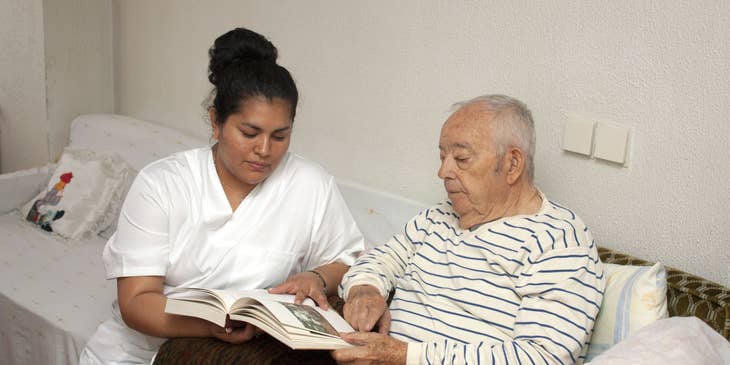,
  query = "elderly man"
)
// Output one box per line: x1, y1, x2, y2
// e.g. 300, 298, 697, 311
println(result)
332, 95, 605, 365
